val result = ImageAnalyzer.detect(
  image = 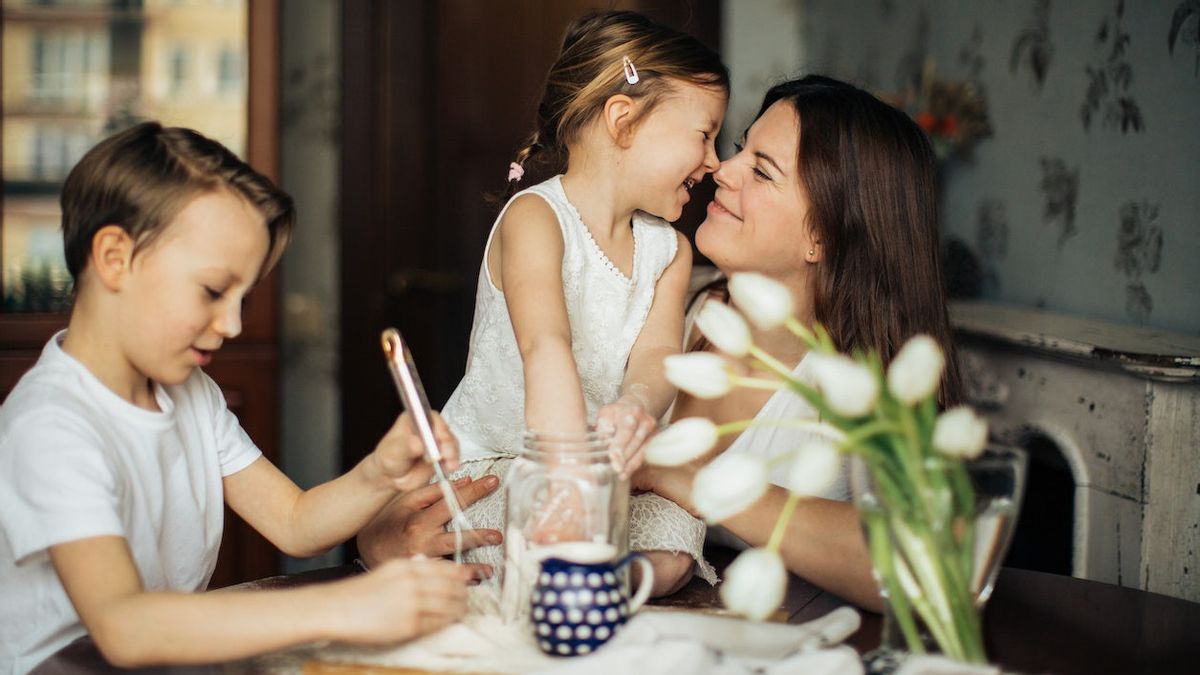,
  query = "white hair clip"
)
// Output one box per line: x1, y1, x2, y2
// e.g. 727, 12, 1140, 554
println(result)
622, 55, 640, 85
